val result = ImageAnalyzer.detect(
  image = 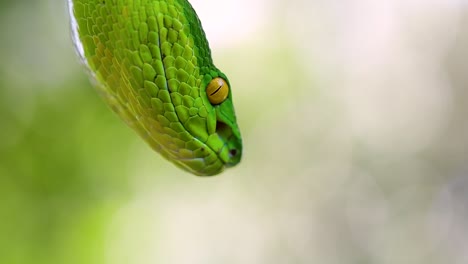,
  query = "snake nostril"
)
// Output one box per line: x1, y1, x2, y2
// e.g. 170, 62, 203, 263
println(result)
229, 149, 237, 157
